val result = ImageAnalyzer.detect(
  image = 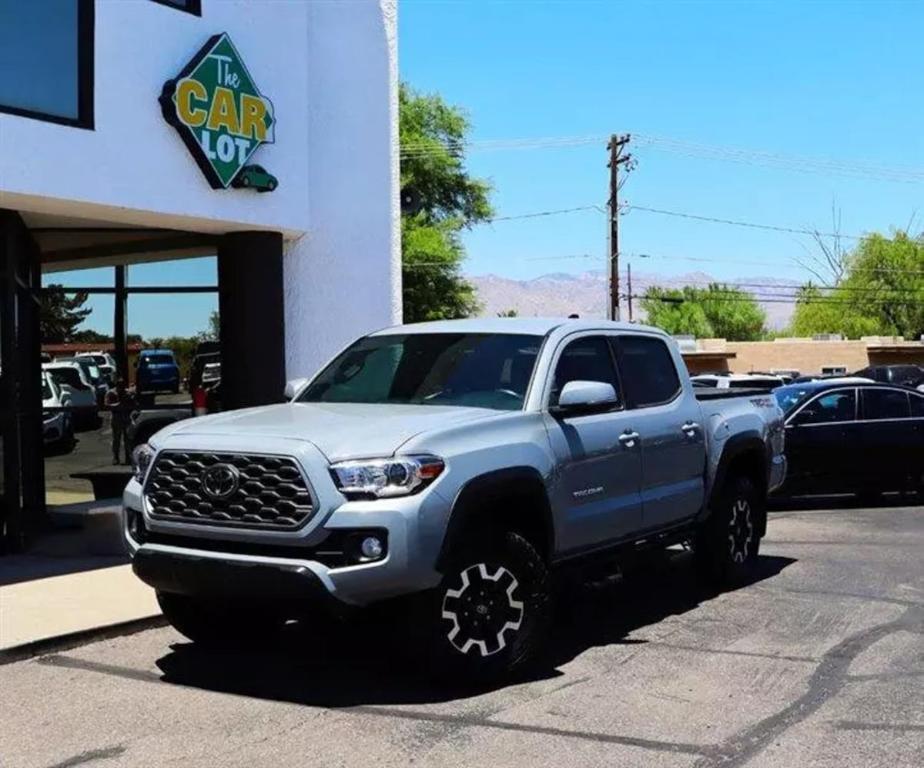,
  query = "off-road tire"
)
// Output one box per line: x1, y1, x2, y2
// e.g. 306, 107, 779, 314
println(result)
694, 474, 762, 587
156, 591, 281, 648
429, 531, 551, 686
